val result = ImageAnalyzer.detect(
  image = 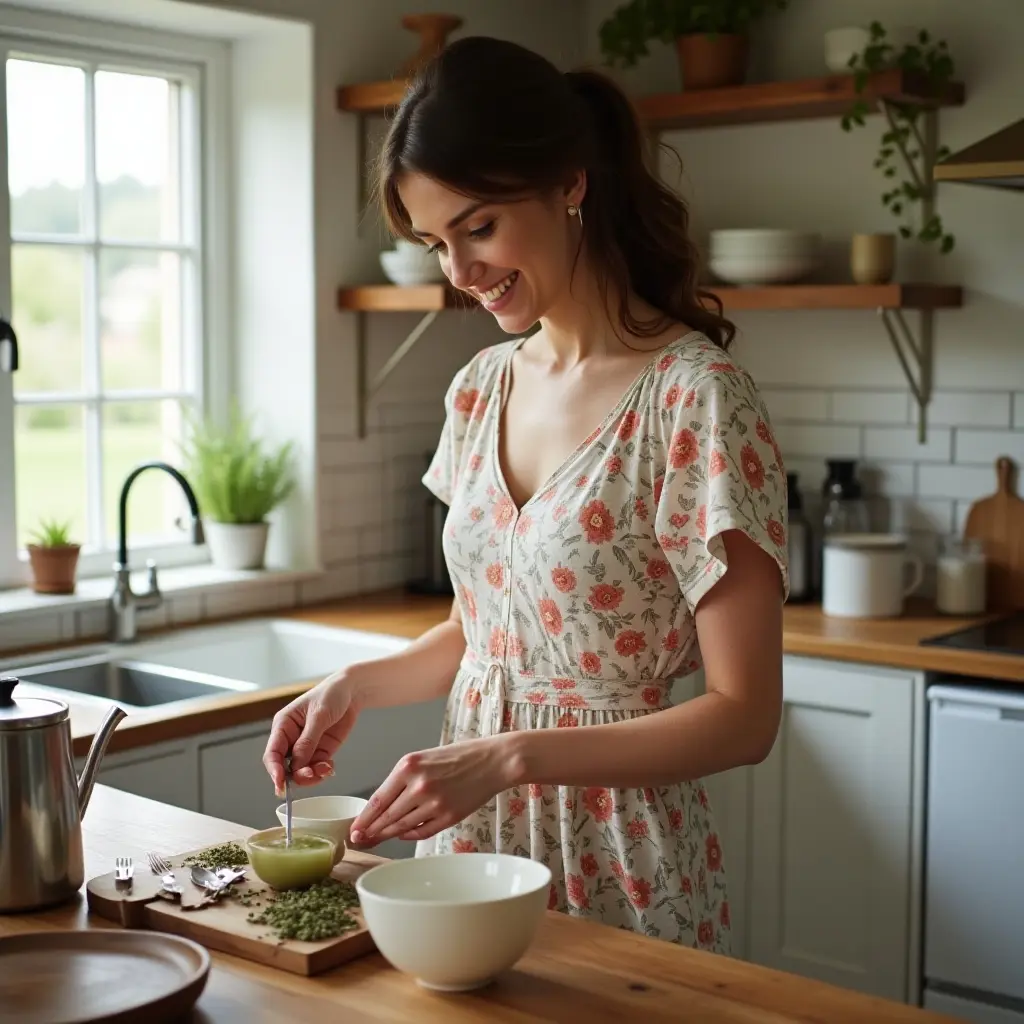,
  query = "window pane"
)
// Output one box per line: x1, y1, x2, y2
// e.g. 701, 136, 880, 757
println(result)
12, 244, 85, 394
102, 400, 190, 548
7, 59, 85, 236
15, 404, 87, 549
96, 70, 179, 242
100, 249, 182, 392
